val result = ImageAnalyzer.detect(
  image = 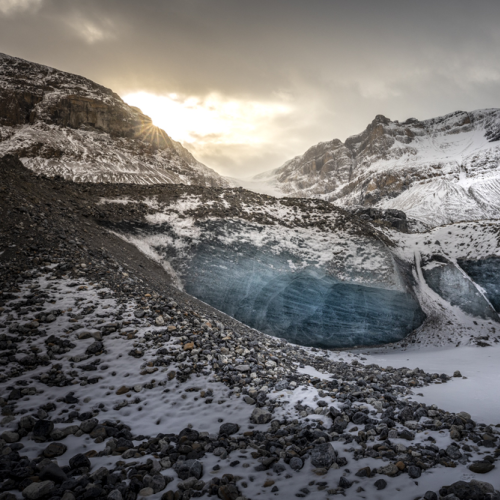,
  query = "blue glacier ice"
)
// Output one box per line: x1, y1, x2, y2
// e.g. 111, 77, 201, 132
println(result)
183, 254, 425, 348
422, 258, 498, 320
109, 218, 426, 348
458, 257, 500, 313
